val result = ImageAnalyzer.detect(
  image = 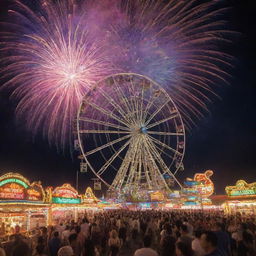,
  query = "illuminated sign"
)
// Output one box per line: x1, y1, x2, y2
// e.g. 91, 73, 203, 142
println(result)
184, 180, 200, 186
83, 187, 99, 203
184, 201, 198, 206
52, 197, 81, 204
52, 184, 80, 204
0, 183, 25, 200
194, 170, 214, 198
0, 173, 44, 202
169, 191, 180, 198
226, 180, 256, 197
150, 191, 165, 201
0, 178, 28, 188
